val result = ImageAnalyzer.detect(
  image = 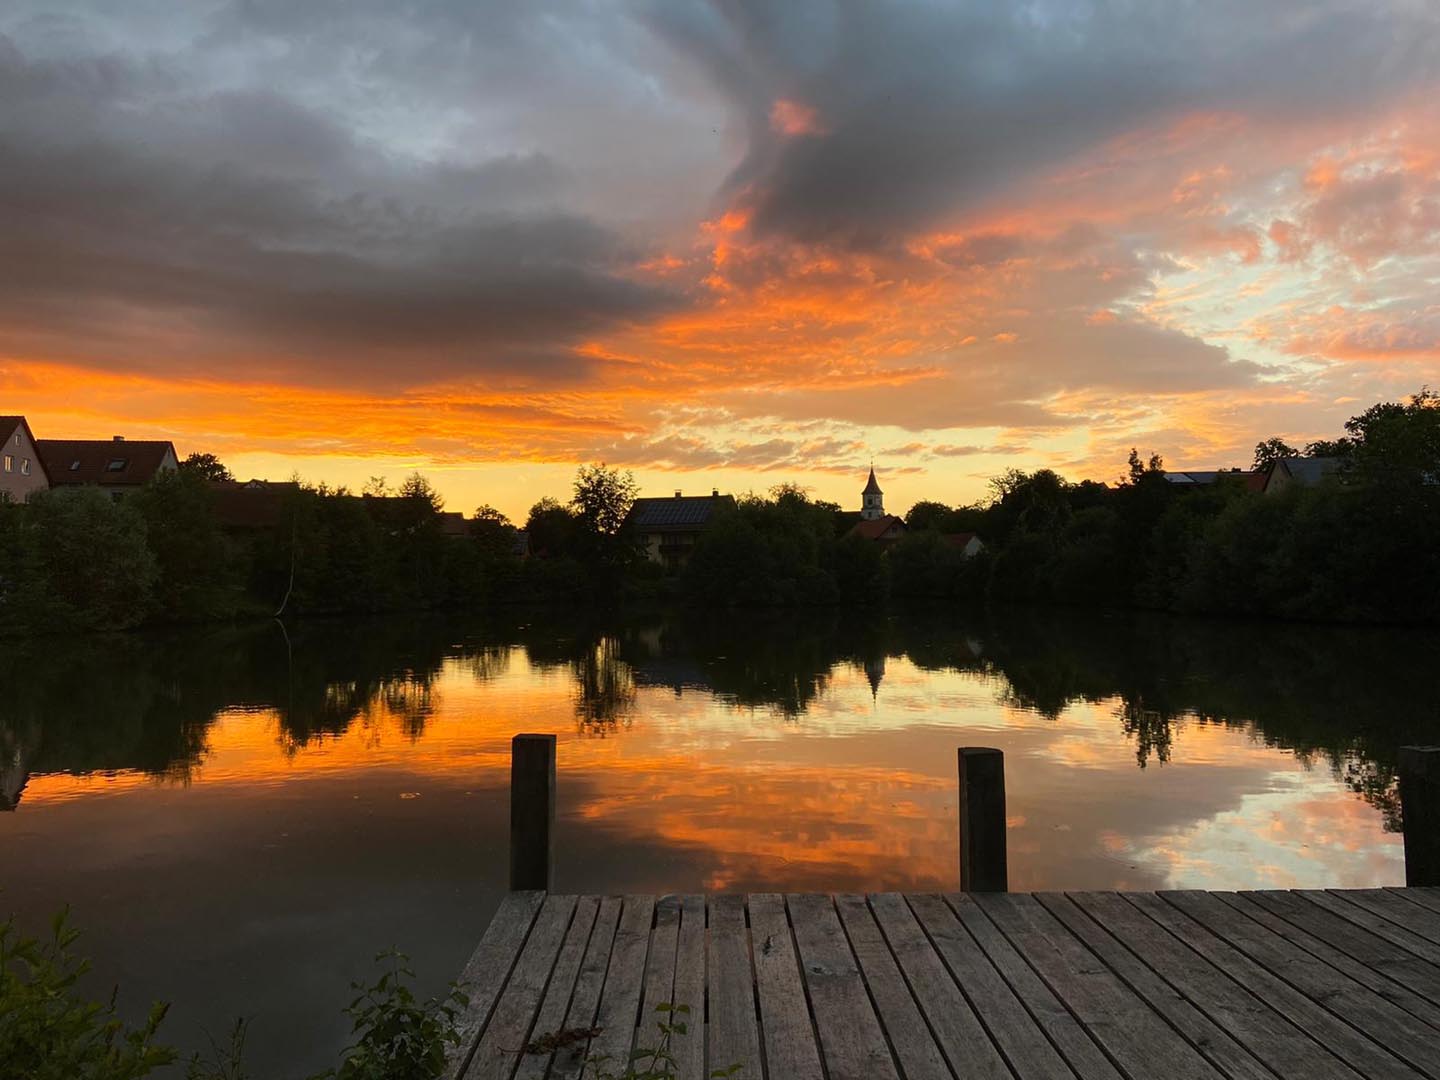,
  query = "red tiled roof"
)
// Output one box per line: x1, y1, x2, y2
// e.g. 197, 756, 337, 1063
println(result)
945, 531, 979, 547
37, 438, 177, 486
848, 514, 907, 541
